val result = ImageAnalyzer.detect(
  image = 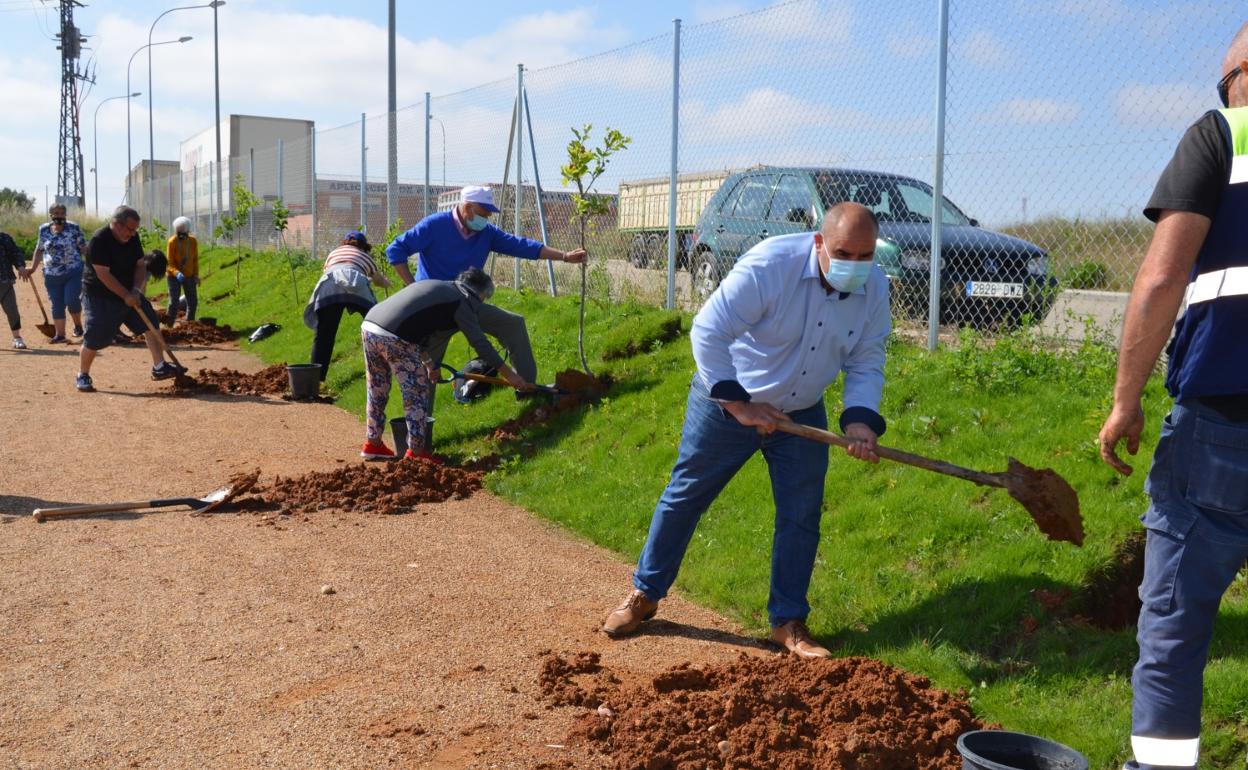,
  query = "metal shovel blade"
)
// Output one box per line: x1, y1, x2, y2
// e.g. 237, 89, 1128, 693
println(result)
190, 470, 260, 515
1000, 458, 1084, 546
